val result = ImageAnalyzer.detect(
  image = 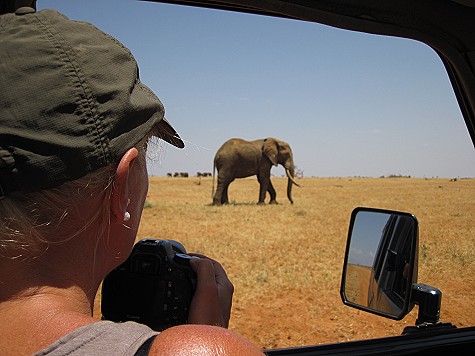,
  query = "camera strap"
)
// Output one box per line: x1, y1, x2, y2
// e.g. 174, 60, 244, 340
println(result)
134, 335, 157, 356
